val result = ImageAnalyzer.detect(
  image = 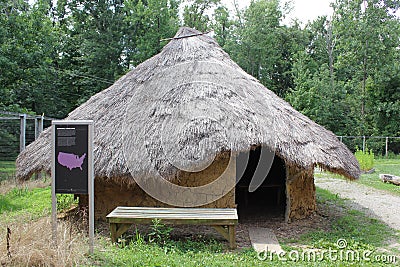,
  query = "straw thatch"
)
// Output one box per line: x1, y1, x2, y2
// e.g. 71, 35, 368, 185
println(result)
16, 27, 360, 182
